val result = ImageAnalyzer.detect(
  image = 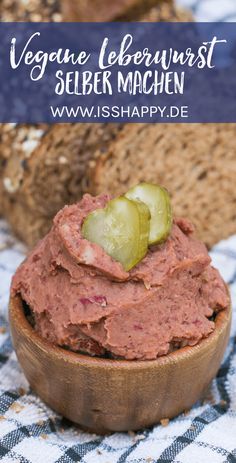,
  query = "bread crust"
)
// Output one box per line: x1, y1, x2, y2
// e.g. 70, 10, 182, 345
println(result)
62, 0, 171, 22
0, 0, 61, 21
91, 123, 236, 248
0, 0, 193, 246
0, 123, 122, 246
